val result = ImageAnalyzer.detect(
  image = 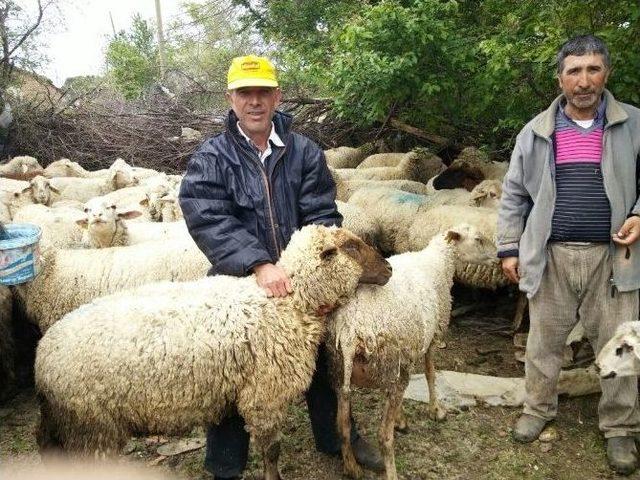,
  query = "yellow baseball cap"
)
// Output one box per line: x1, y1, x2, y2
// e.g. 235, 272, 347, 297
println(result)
227, 55, 279, 90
